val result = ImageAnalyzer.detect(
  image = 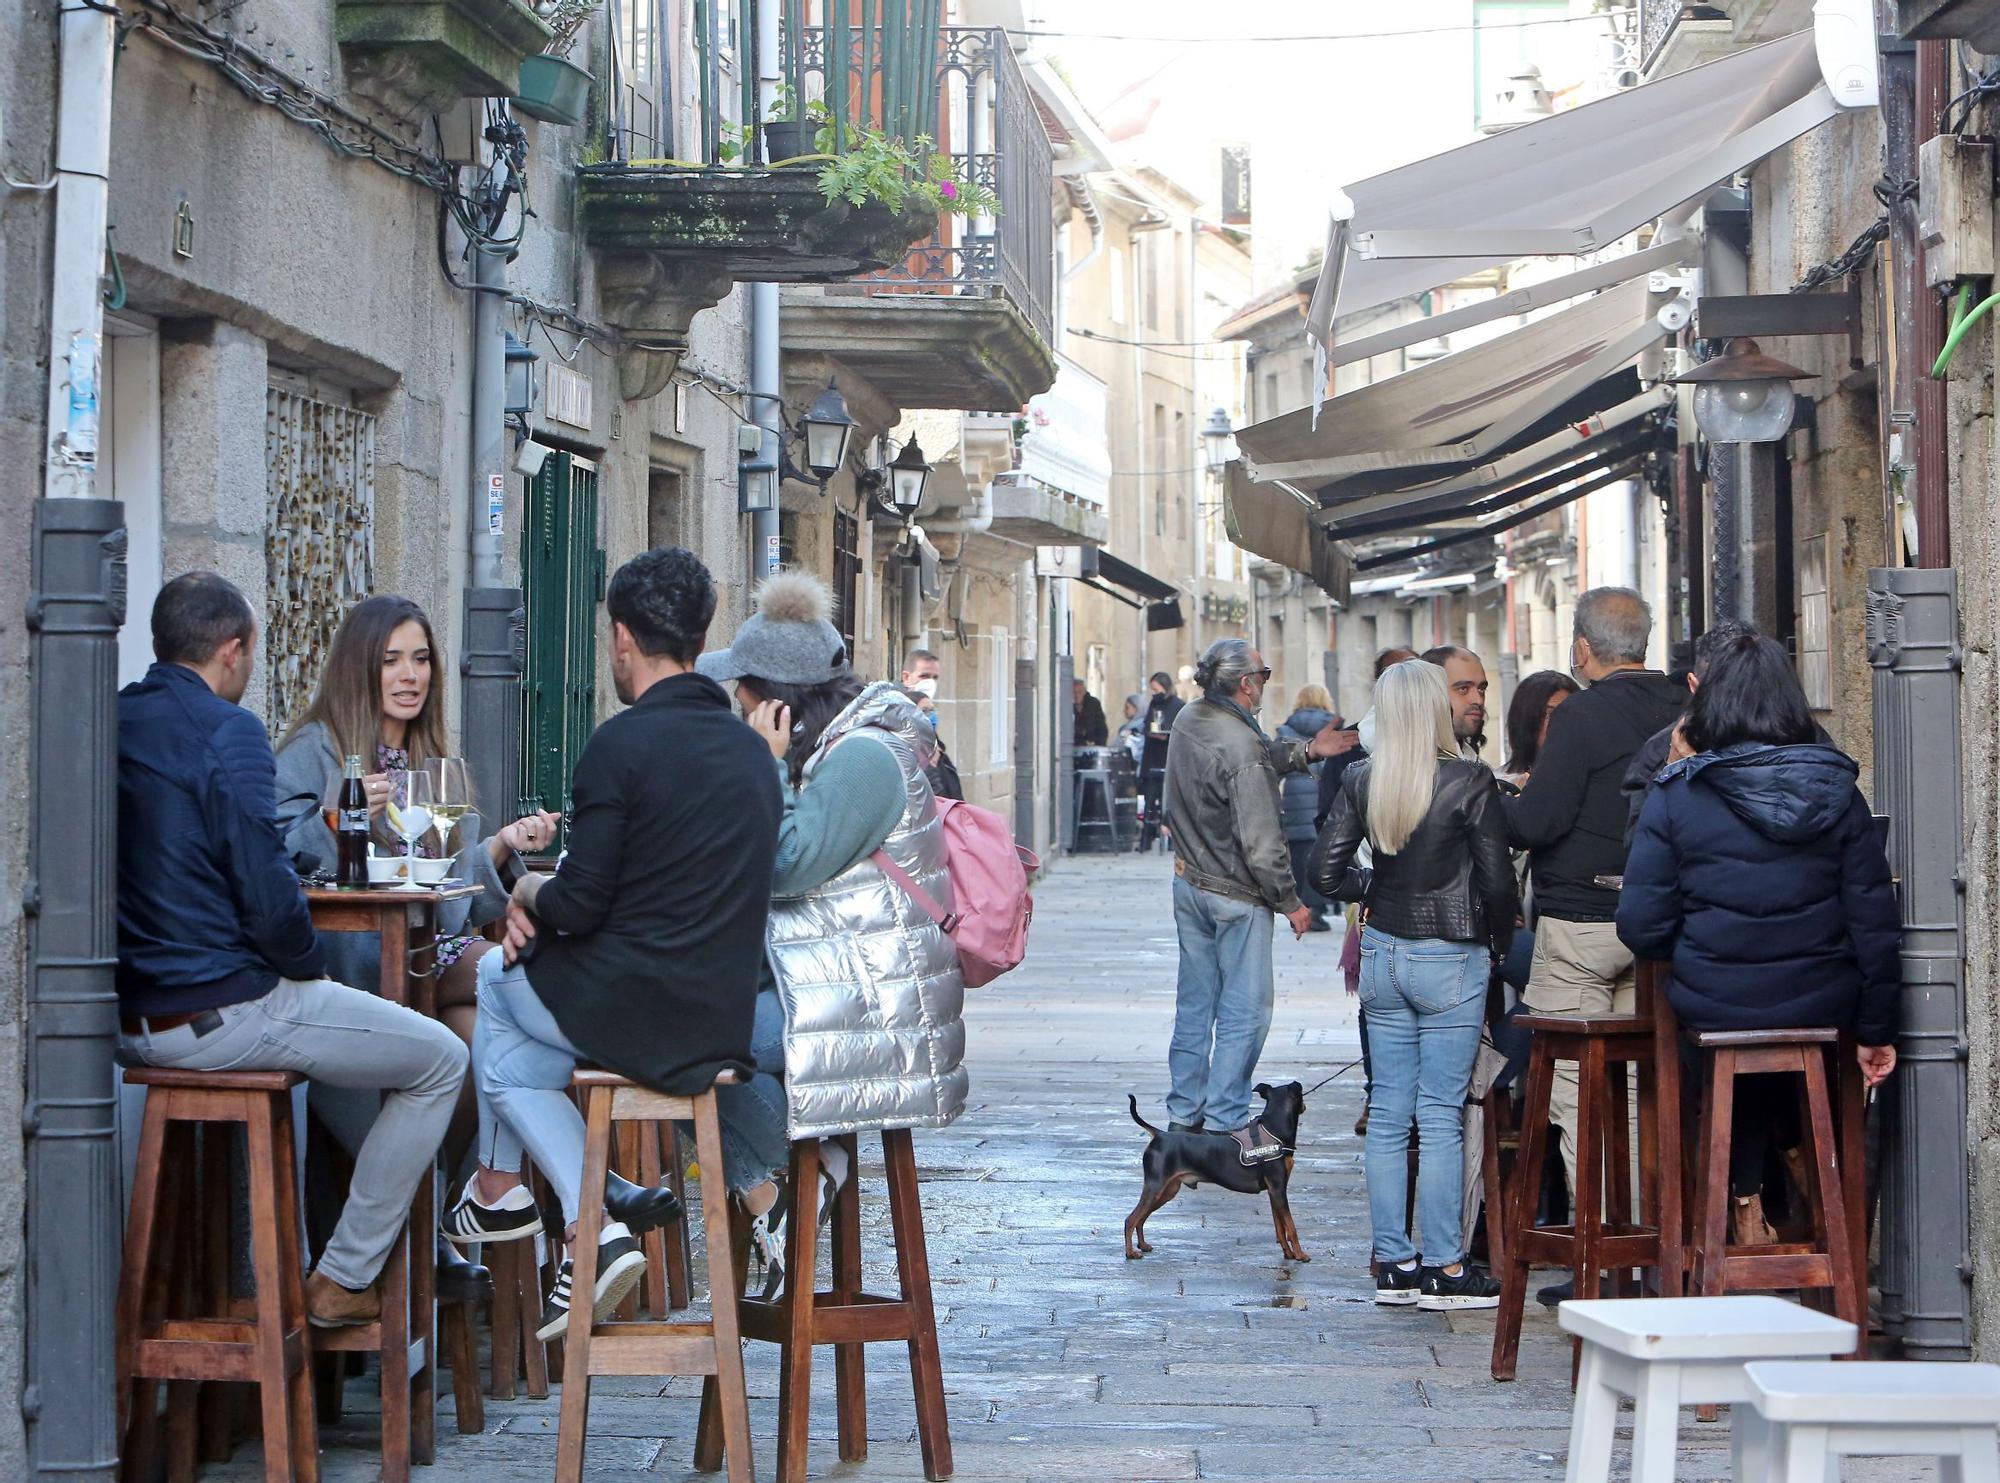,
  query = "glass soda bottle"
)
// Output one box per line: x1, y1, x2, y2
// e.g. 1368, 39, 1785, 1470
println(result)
337, 754, 370, 889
